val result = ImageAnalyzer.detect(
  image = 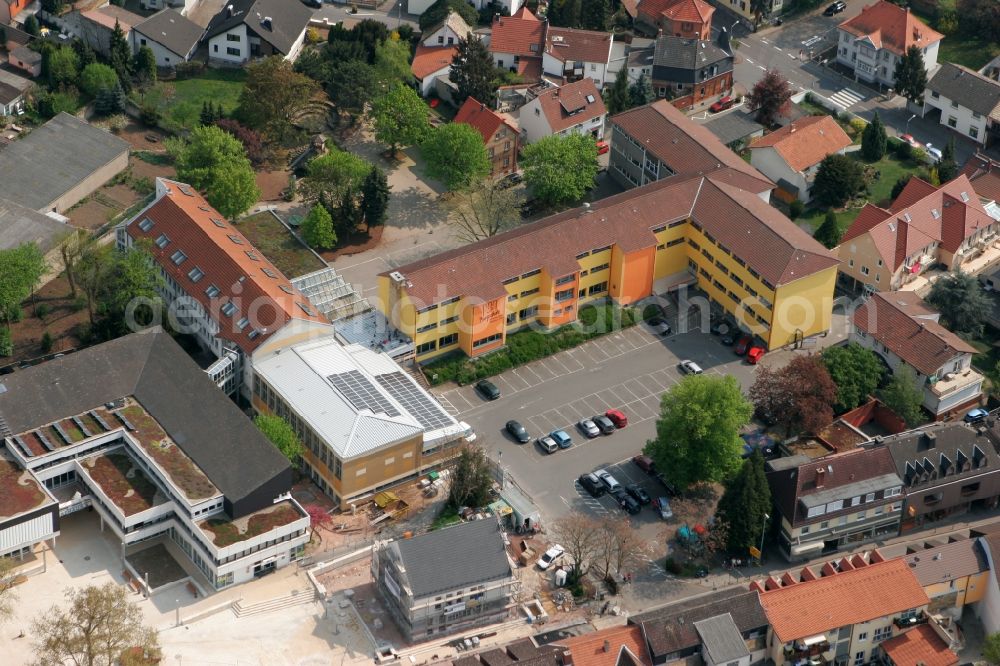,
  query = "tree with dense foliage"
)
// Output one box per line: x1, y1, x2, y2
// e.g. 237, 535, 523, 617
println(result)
746, 69, 792, 127
419, 0, 479, 31
422, 123, 491, 190
448, 445, 493, 508
451, 36, 496, 107
237, 56, 319, 141
73, 39, 96, 68
926, 270, 990, 336
301, 203, 337, 250
644, 374, 753, 490
962, 0, 1000, 42
878, 366, 925, 427
374, 35, 413, 89
861, 112, 887, 161
894, 45, 928, 105
581, 0, 610, 30
447, 180, 520, 242
604, 72, 630, 115
254, 414, 305, 464
47, 47, 79, 88
822, 342, 885, 412
108, 20, 132, 89
717, 449, 771, 554
0, 243, 45, 328
94, 83, 127, 116
750, 356, 838, 437
891, 174, 912, 201
74, 242, 162, 339
371, 84, 429, 155
360, 166, 390, 229
548, 0, 583, 27
629, 72, 655, 108
199, 100, 222, 126
215, 119, 268, 167
938, 137, 958, 183
31, 583, 160, 666
521, 133, 599, 206
168, 125, 260, 218
983, 631, 1000, 666
814, 210, 842, 248
327, 59, 378, 115
41, 0, 65, 12
350, 19, 391, 63
23, 14, 39, 36
305, 504, 333, 541
812, 154, 864, 207
79, 62, 119, 97
132, 46, 156, 89
303, 148, 373, 203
